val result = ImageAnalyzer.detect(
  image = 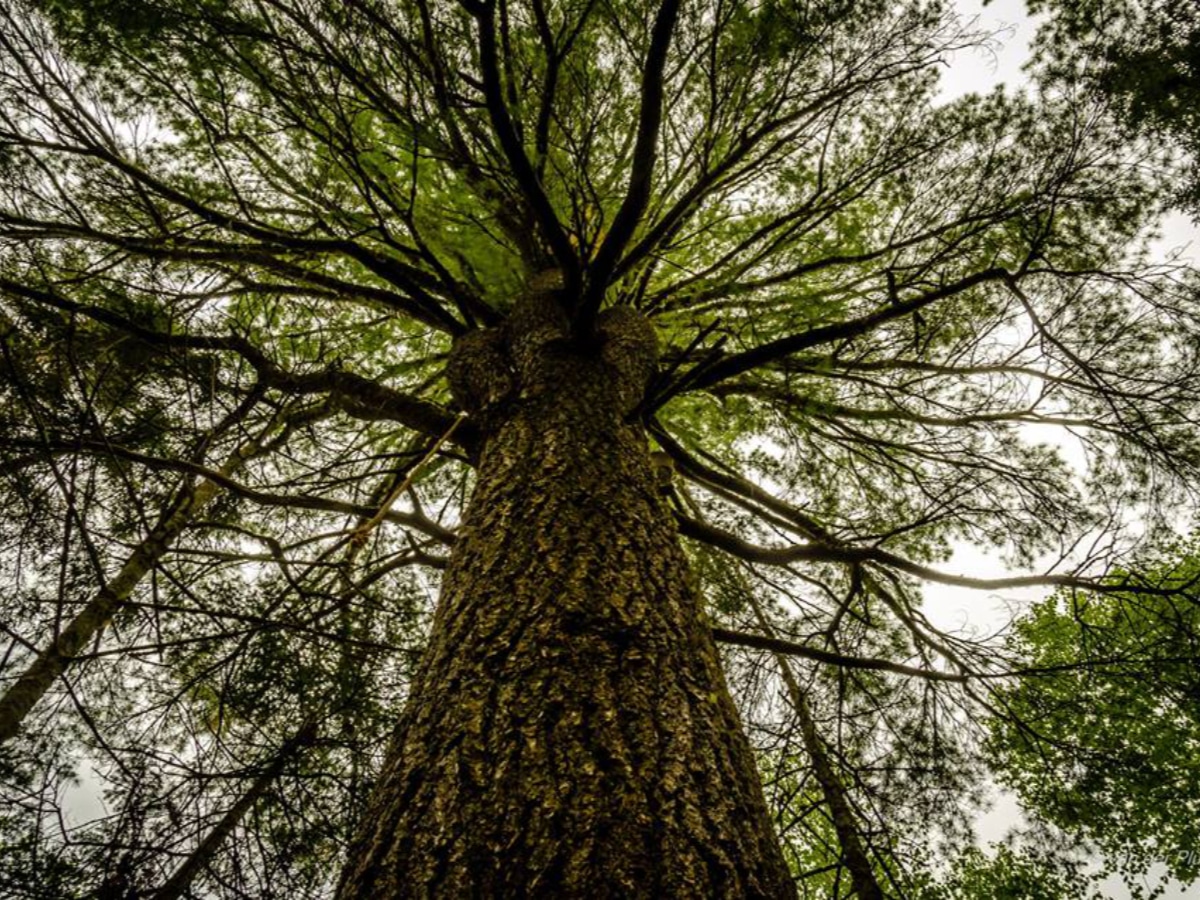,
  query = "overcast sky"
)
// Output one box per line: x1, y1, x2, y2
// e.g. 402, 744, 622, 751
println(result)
928, 0, 1199, 640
